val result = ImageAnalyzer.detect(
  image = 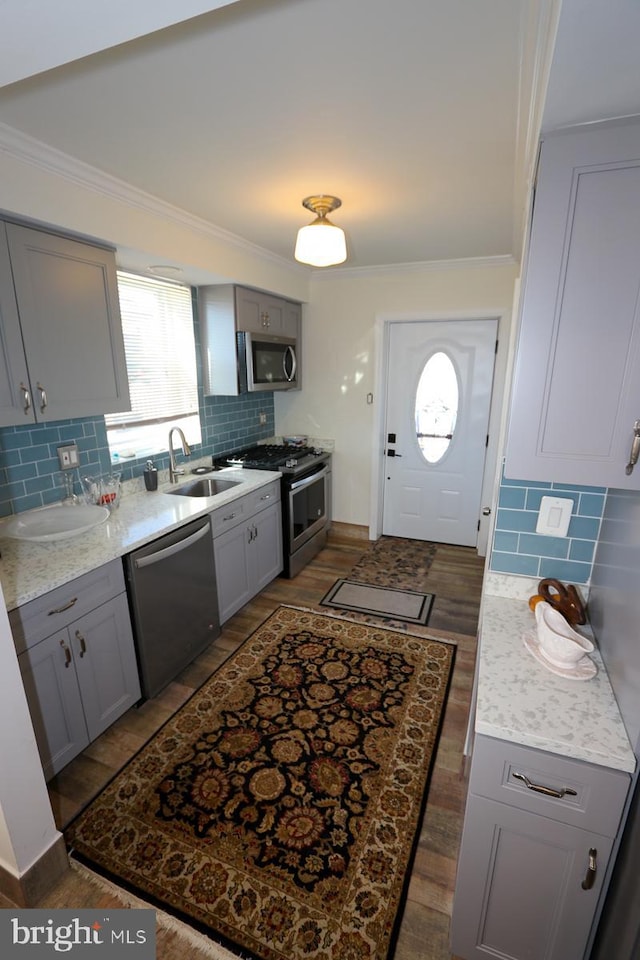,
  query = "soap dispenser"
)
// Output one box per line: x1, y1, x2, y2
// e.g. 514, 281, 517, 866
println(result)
143, 459, 158, 491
